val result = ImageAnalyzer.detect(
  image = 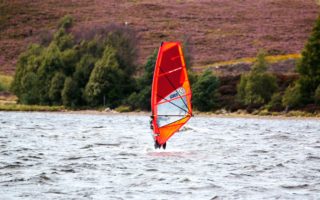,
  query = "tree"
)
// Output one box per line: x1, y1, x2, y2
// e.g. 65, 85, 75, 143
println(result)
192, 69, 219, 111
58, 15, 73, 30
11, 44, 43, 99
266, 92, 284, 111
62, 77, 80, 107
105, 28, 137, 76
237, 51, 278, 107
19, 72, 39, 104
37, 43, 64, 104
297, 15, 320, 104
11, 15, 138, 108
84, 46, 124, 107
126, 50, 157, 110
49, 72, 66, 105
73, 54, 96, 103
53, 28, 74, 51
282, 83, 302, 110
60, 49, 78, 76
